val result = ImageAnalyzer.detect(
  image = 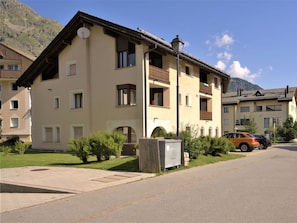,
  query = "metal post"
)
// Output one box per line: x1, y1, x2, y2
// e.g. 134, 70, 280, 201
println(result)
176, 53, 180, 137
